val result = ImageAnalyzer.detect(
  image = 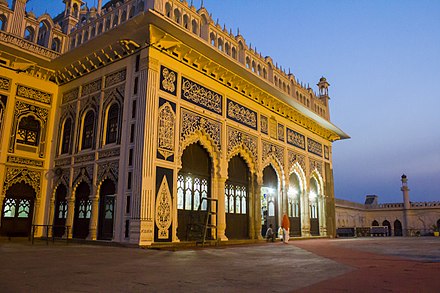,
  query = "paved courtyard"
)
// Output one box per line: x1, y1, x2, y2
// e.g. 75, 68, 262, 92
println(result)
0, 237, 439, 292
